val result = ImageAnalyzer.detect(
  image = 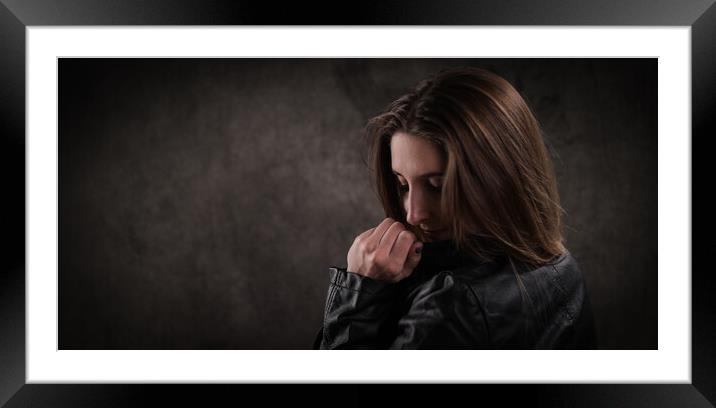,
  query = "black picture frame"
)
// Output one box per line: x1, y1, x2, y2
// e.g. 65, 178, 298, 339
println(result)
0, 1, 710, 406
